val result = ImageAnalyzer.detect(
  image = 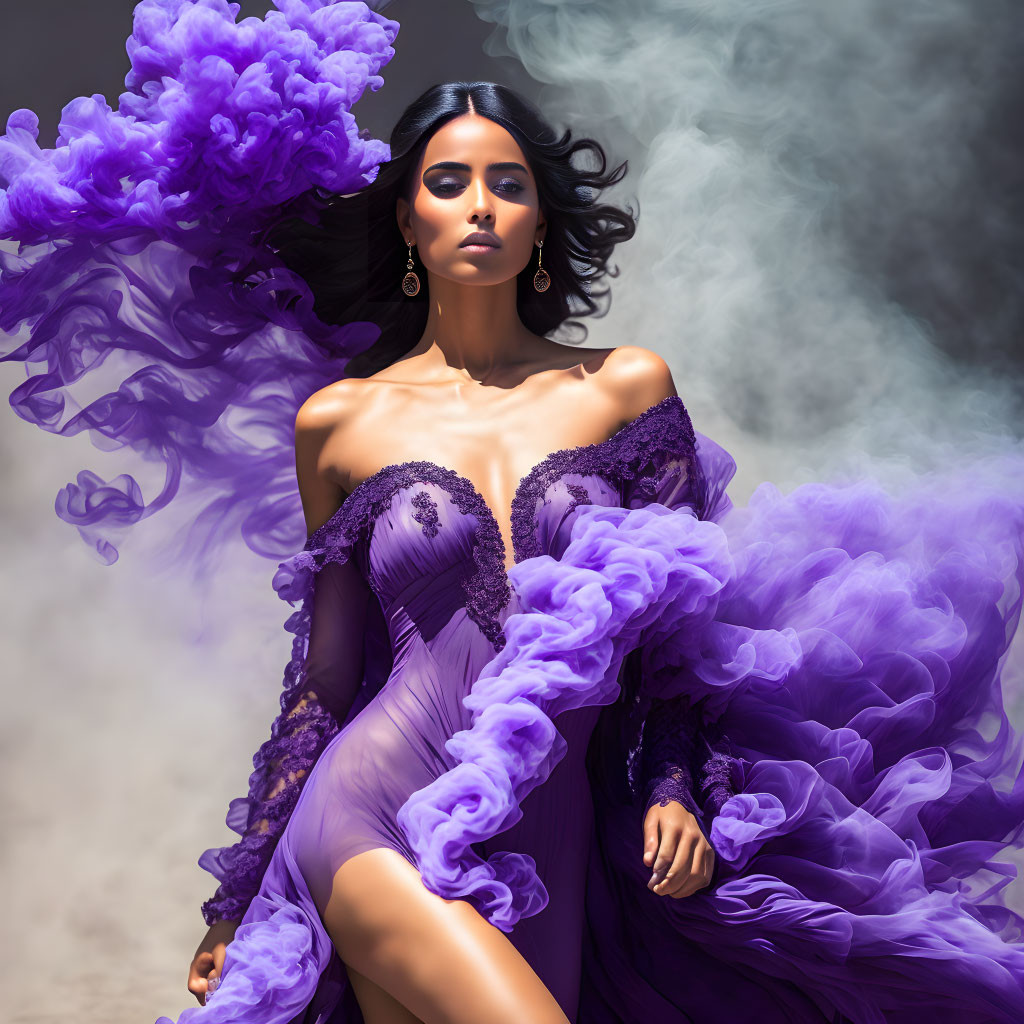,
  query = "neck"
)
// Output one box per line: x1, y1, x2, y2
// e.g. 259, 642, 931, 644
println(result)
406, 272, 539, 383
